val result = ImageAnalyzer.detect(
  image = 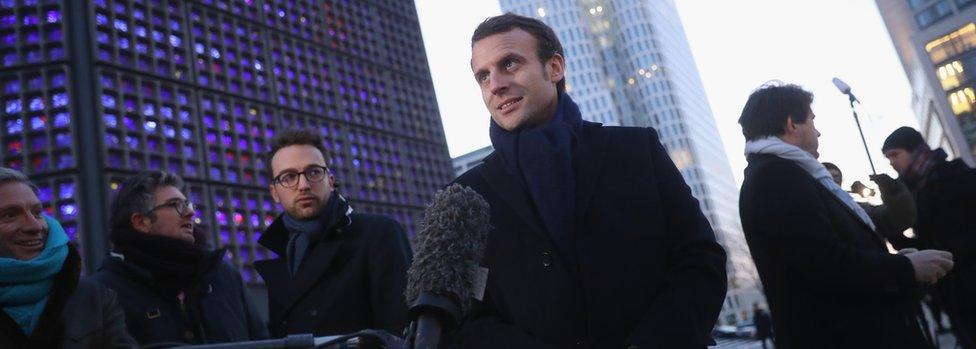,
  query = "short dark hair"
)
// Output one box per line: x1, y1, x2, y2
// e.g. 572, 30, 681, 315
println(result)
739, 82, 814, 141
110, 171, 184, 243
821, 162, 840, 173
472, 12, 566, 93
266, 128, 330, 178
